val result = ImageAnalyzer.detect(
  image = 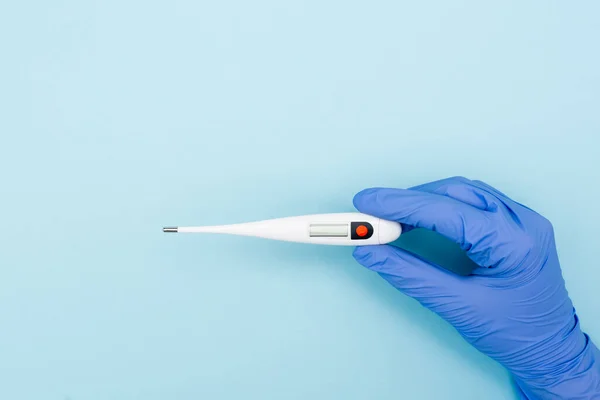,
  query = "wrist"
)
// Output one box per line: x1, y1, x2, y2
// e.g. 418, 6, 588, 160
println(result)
513, 332, 600, 399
